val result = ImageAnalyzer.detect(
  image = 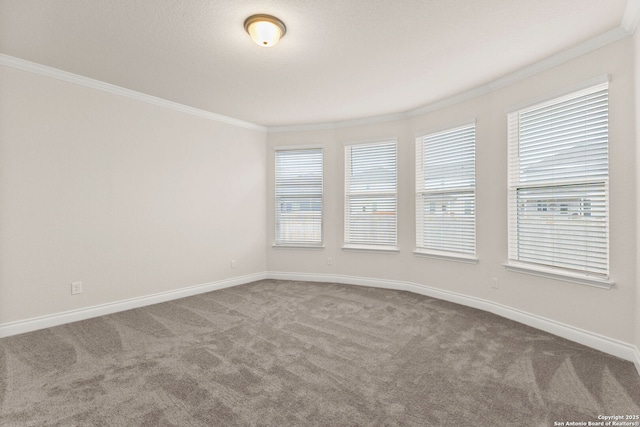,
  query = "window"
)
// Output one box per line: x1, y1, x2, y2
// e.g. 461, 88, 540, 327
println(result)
275, 148, 323, 247
507, 82, 609, 282
344, 140, 397, 250
415, 123, 476, 258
